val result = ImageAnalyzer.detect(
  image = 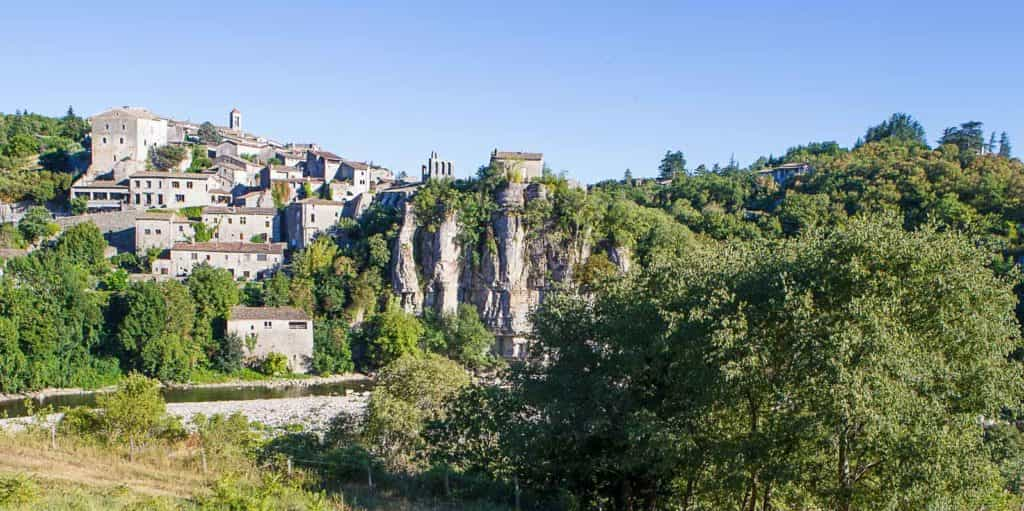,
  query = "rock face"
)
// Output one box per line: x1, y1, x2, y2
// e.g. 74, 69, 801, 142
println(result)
390, 183, 588, 358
